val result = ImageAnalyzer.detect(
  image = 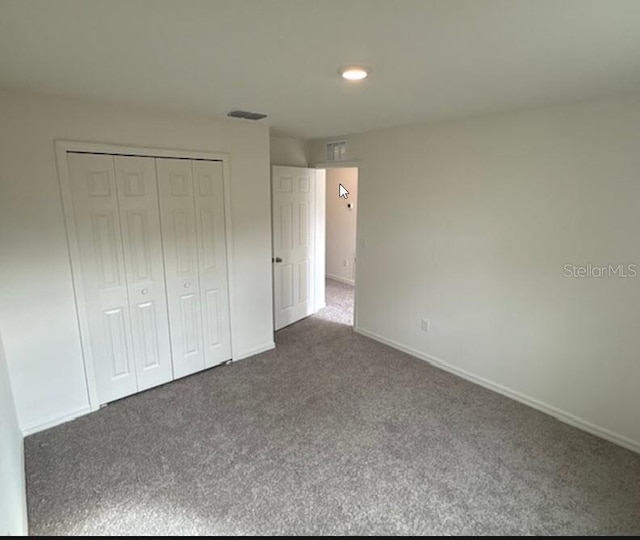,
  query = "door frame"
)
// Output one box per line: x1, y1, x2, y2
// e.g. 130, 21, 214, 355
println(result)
311, 162, 360, 329
55, 140, 237, 412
